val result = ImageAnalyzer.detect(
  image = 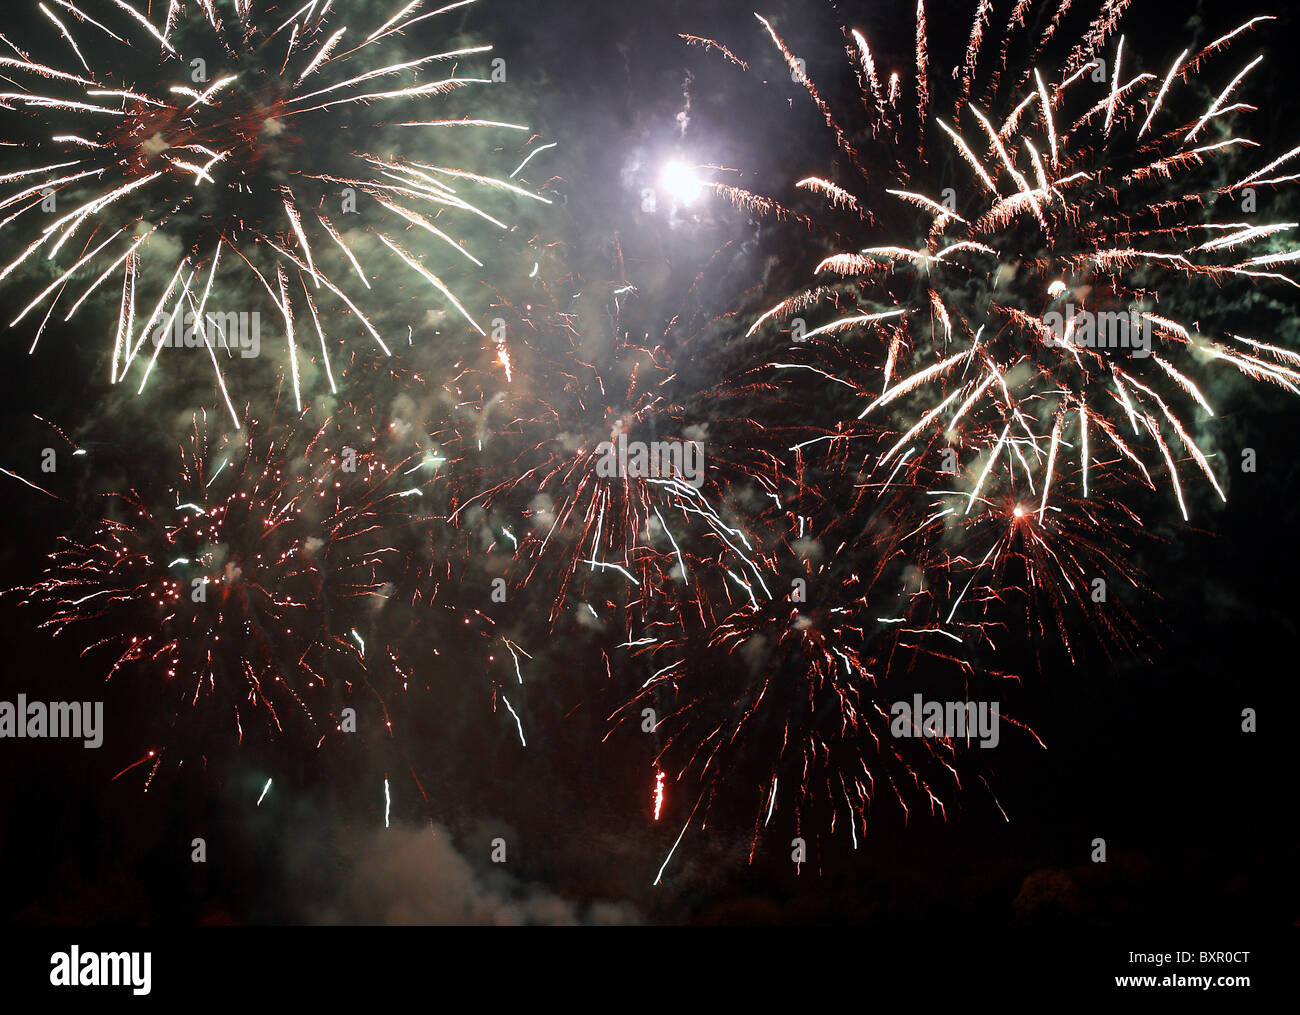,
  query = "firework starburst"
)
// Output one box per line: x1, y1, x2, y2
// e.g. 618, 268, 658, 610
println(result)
0, 0, 550, 418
